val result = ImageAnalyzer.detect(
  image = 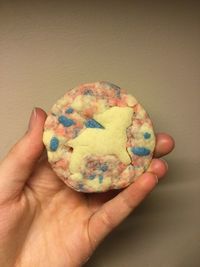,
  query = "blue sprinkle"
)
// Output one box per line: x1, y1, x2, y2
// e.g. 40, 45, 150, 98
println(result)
65, 107, 74, 114
100, 81, 120, 91
131, 147, 151, 156
85, 119, 104, 129
99, 175, 104, 184
88, 174, 96, 180
84, 89, 94, 95
58, 116, 75, 127
78, 183, 84, 190
100, 163, 108, 172
143, 132, 151, 139
50, 137, 59, 151
100, 81, 121, 97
